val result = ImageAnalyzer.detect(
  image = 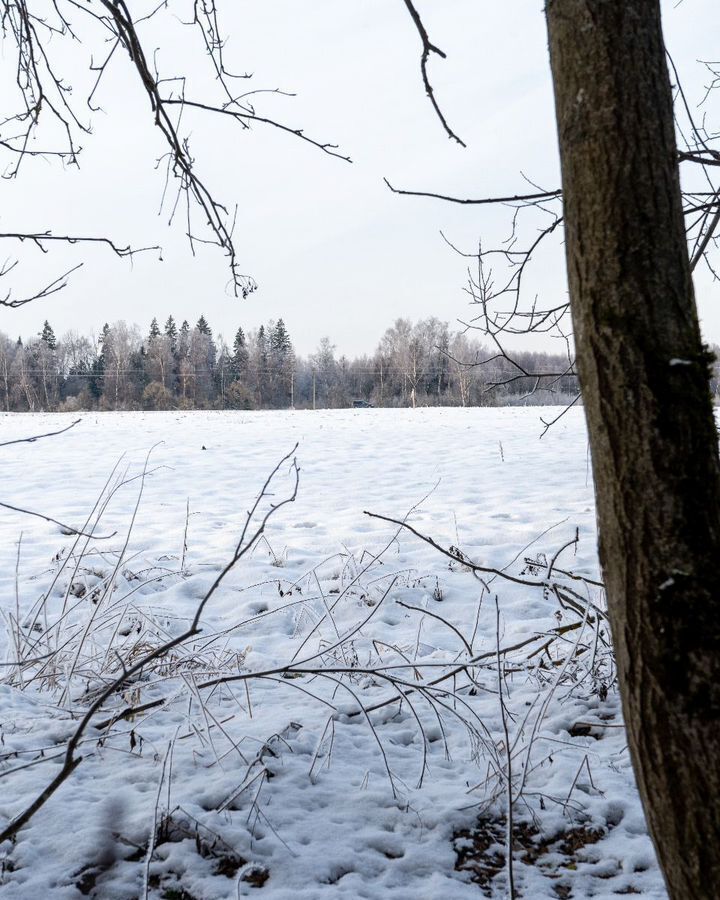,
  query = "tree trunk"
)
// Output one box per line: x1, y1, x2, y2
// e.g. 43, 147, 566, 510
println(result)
545, 2, 720, 896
